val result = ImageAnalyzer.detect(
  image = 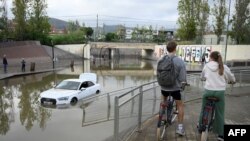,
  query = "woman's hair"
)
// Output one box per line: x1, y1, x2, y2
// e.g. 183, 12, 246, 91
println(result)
166, 41, 177, 52
210, 51, 224, 75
